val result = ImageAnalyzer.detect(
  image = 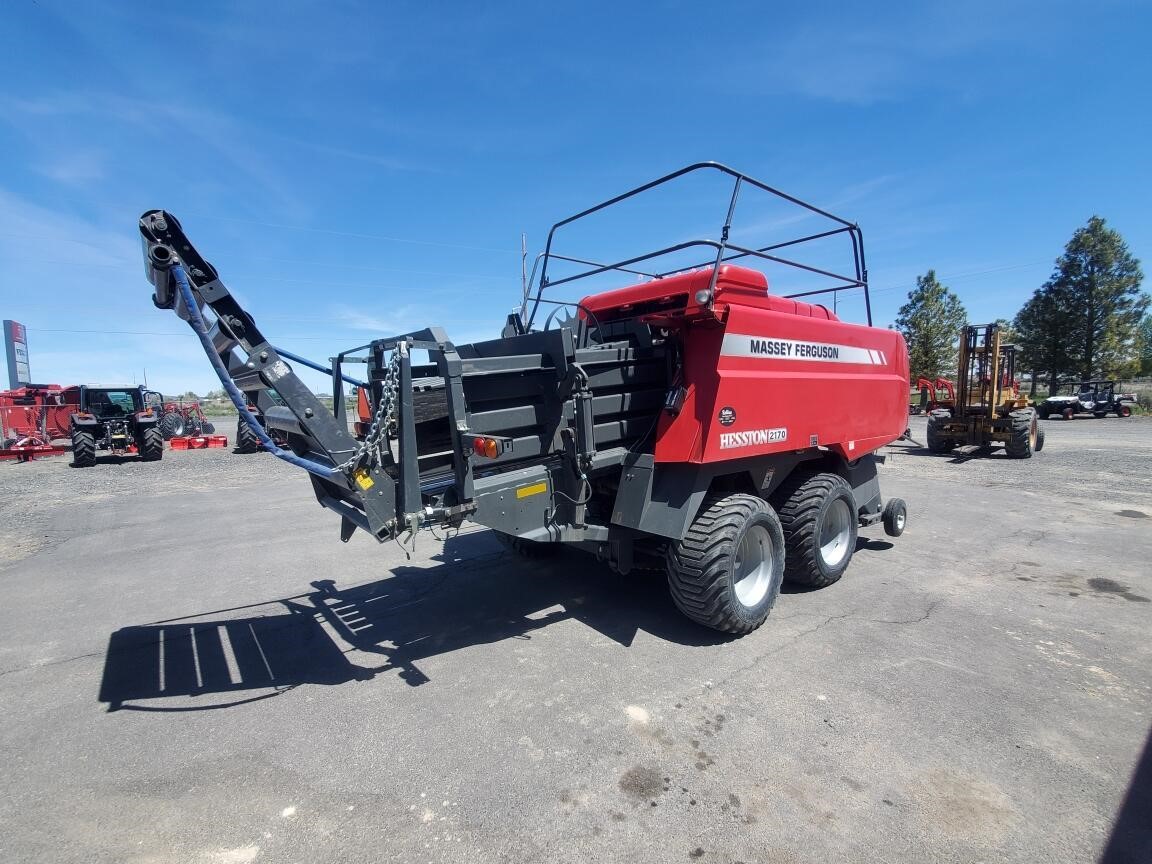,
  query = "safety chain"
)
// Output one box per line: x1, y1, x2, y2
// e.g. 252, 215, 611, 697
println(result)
336, 345, 401, 474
